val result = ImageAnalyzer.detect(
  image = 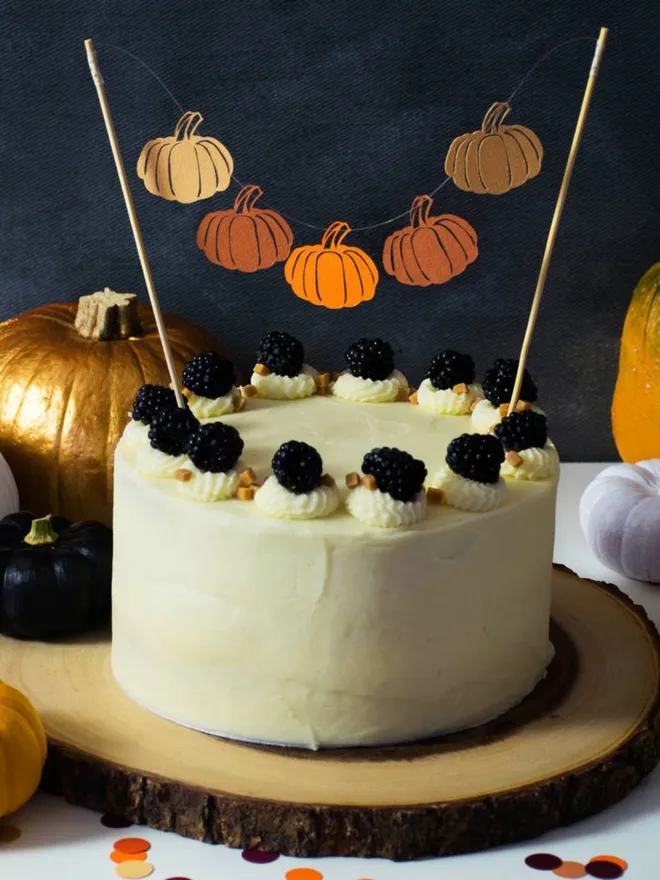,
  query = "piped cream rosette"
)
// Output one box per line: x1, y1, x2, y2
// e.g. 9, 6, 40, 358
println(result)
175, 464, 242, 502
248, 363, 319, 400
345, 473, 427, 528
415, 379, 483, 415
255, 474, 340, 519
136, 445, 187, 478
428, 465, 507, 512
332, 369, 409, 403
500, 444, 559, 481
185, 387, 241, 419
123, 417, 150, 452
471, 398, 544, 434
